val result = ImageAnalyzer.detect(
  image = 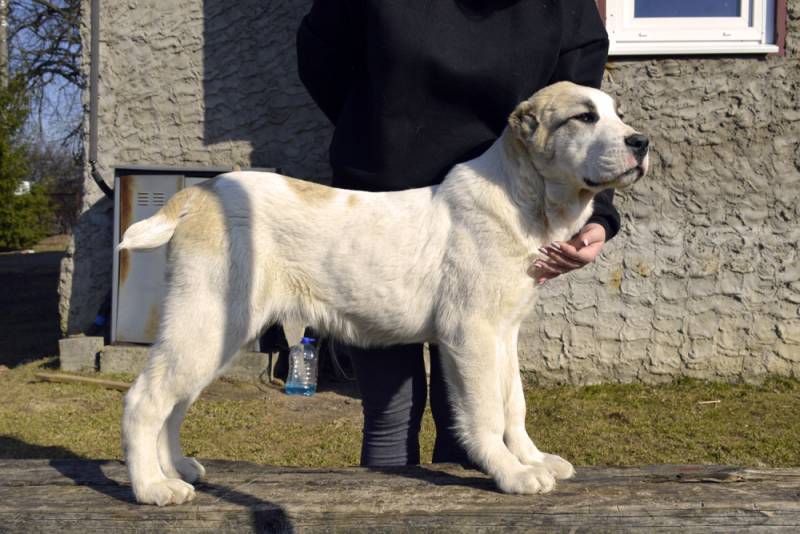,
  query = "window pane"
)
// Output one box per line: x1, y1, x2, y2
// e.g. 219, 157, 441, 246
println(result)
634, 0, 741, 18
